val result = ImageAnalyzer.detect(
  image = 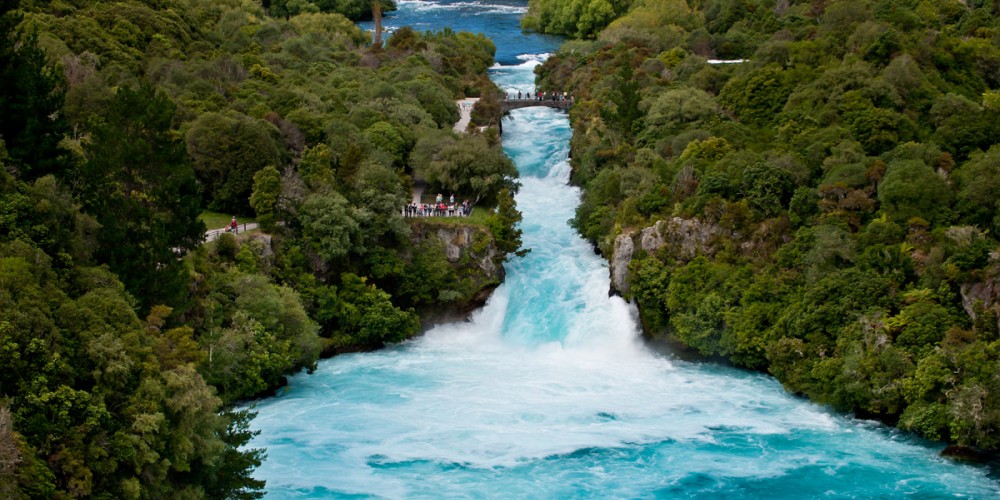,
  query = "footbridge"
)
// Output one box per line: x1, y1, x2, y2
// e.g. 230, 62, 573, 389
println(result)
499, 97, 572, 134
501, 98, 573, 113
